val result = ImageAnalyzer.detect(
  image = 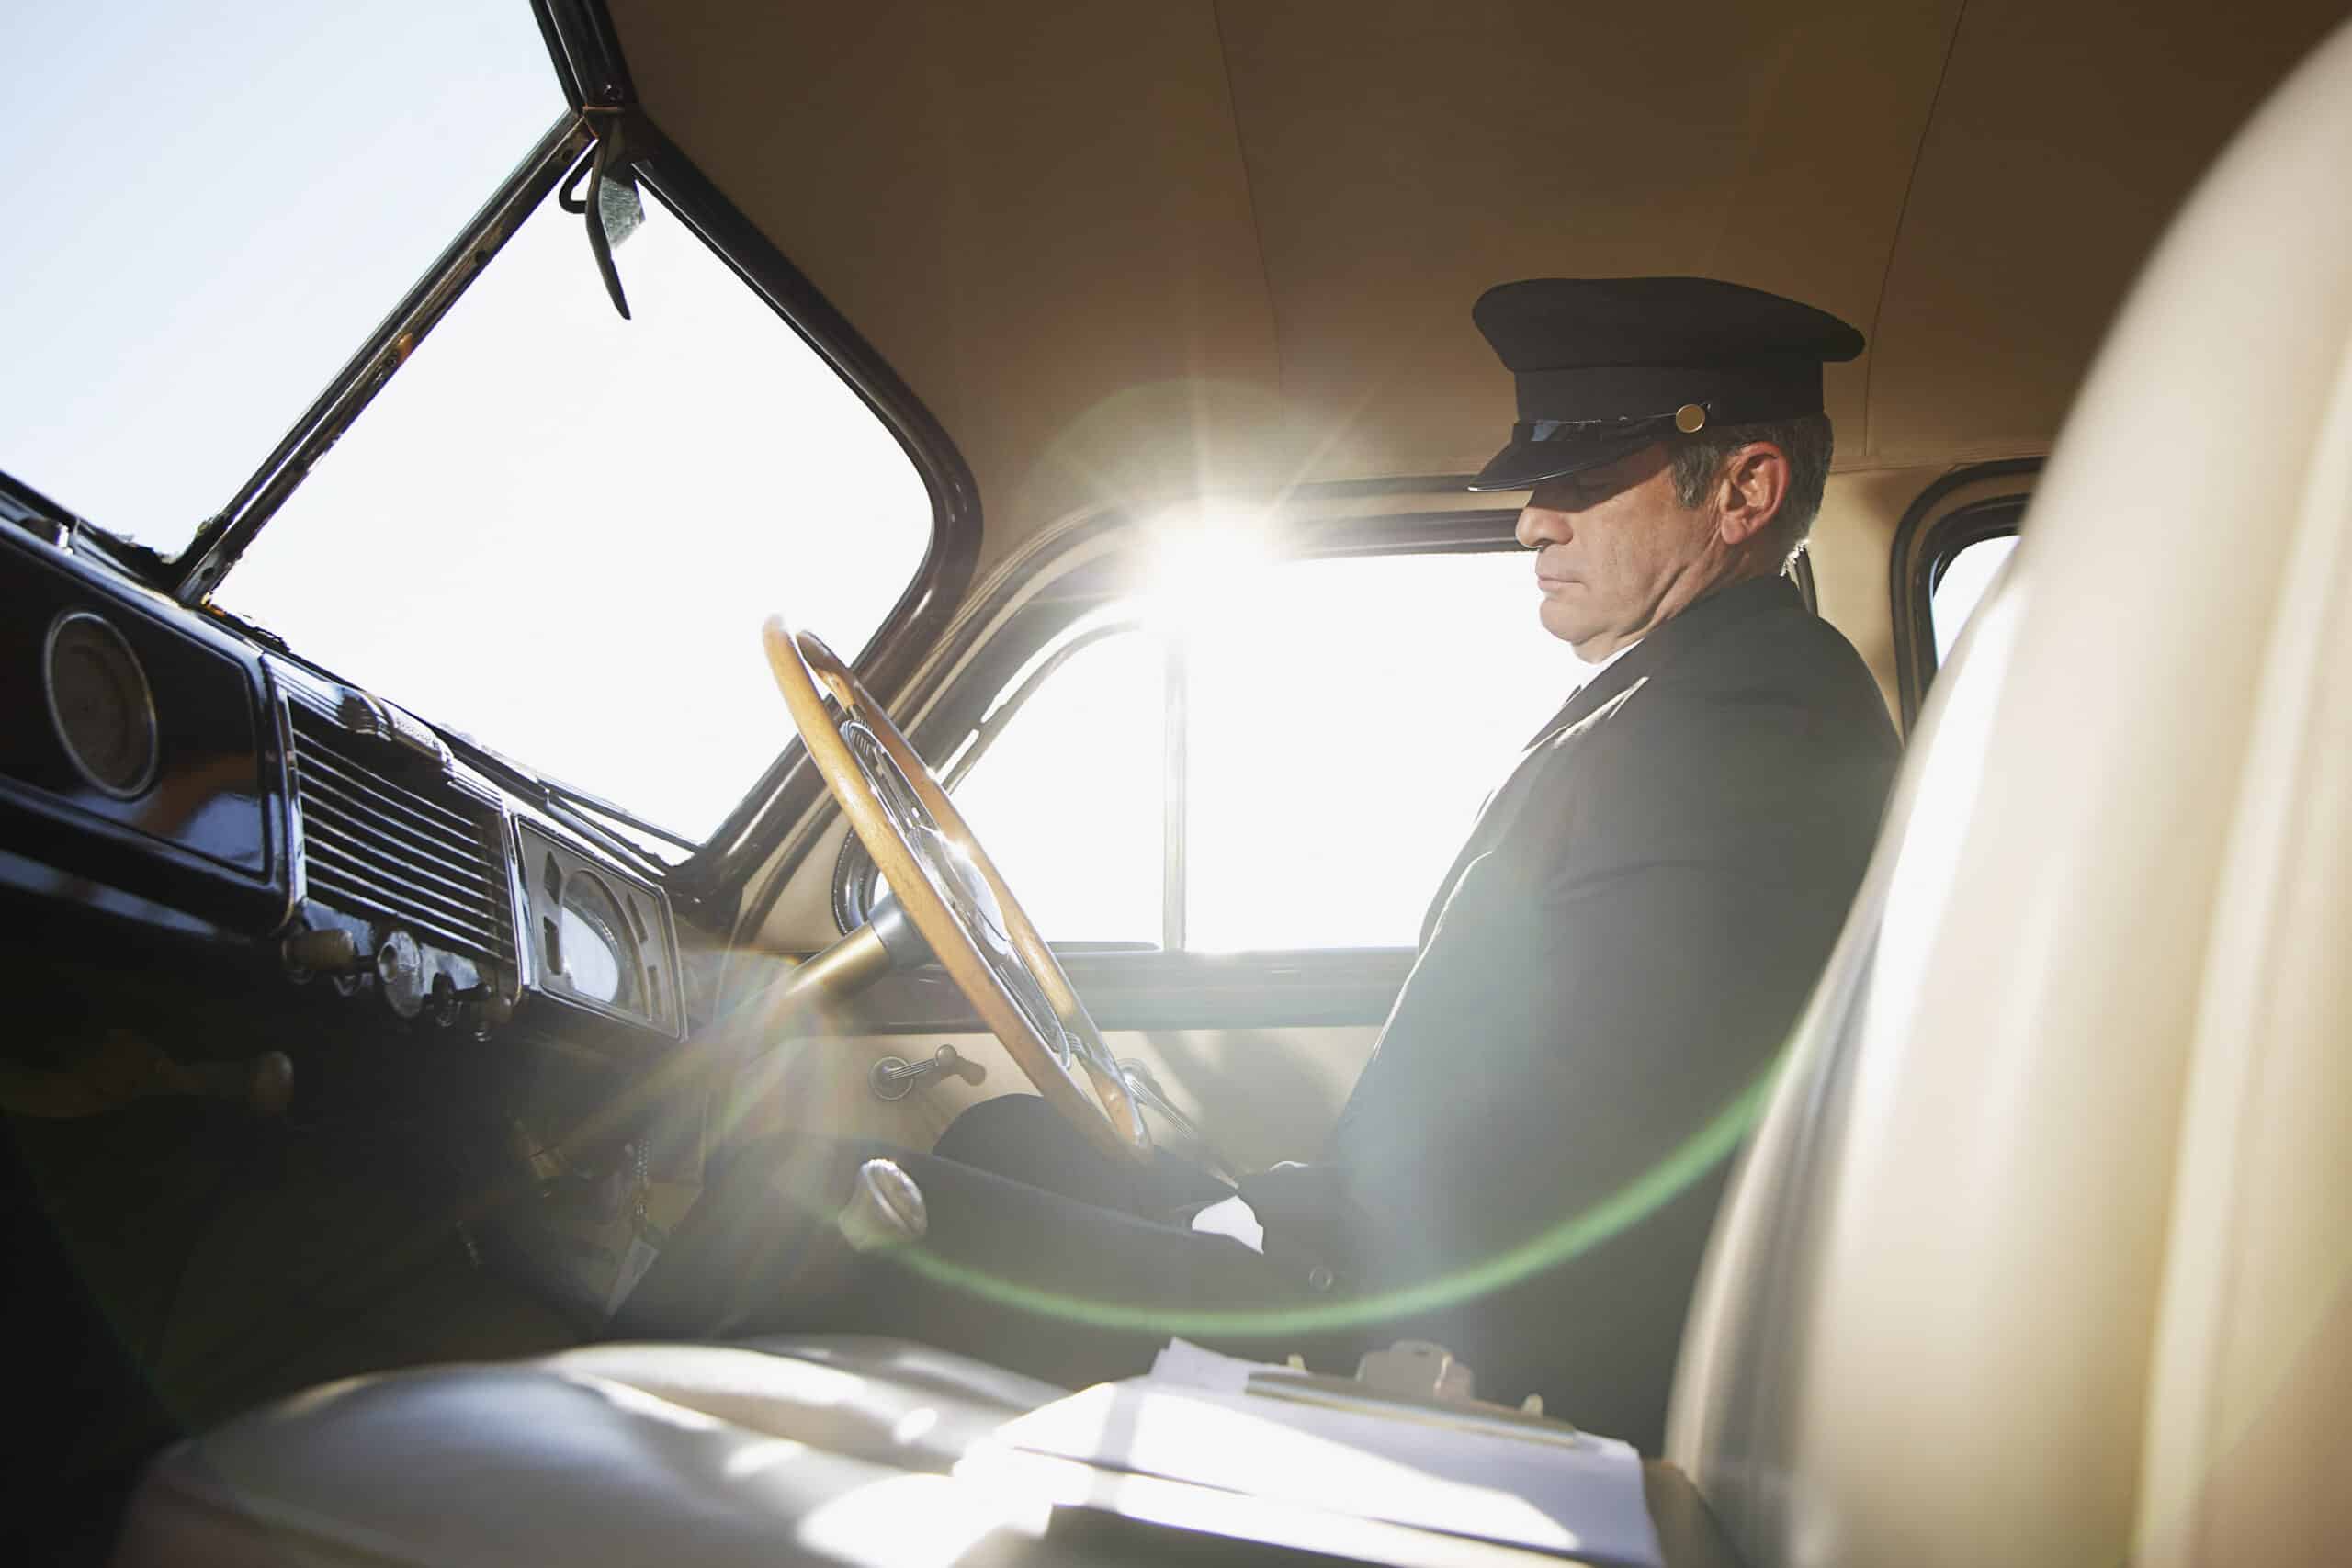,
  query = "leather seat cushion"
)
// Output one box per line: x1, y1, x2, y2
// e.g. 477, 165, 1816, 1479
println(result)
110, 1337, 1071, 1567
